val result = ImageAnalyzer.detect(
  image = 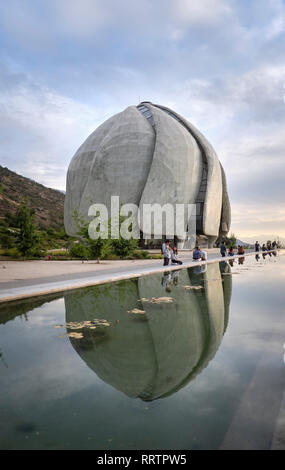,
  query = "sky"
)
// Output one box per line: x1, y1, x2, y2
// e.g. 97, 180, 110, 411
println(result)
0, 0, 285, 242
